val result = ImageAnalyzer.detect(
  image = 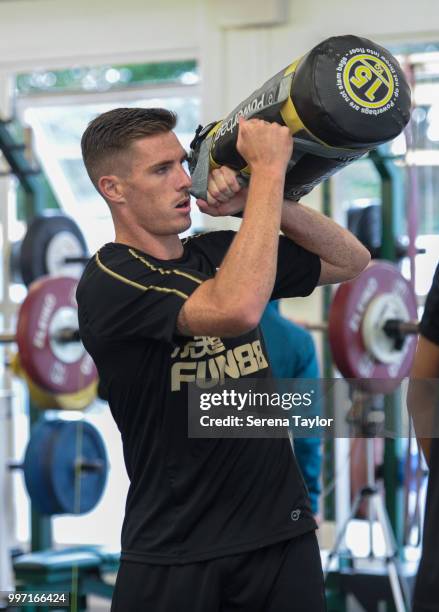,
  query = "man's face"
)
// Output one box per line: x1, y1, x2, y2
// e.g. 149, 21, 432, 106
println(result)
120, 131, 192, 236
